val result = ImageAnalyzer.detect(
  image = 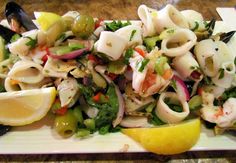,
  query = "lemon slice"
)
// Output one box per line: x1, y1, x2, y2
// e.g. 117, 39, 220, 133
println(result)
0, 87, 57, 126
122, 118, 201, 155
34, 12, 62, 31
